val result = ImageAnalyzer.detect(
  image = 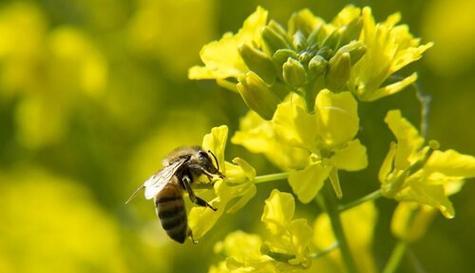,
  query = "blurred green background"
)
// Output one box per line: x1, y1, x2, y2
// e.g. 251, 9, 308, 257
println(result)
0, 0, 474, 273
